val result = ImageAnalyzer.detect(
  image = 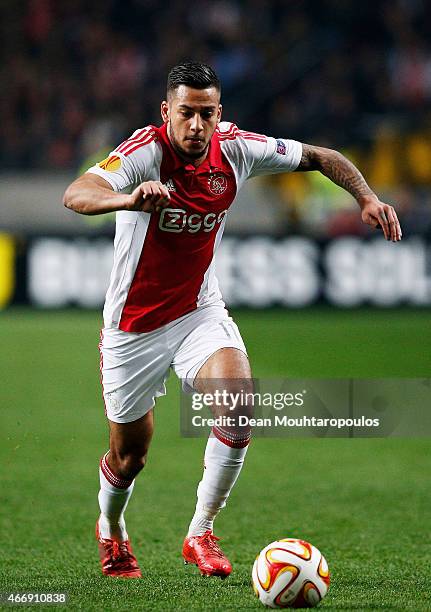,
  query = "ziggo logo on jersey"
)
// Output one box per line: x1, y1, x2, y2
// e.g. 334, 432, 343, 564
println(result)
158, 208, 227, 233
